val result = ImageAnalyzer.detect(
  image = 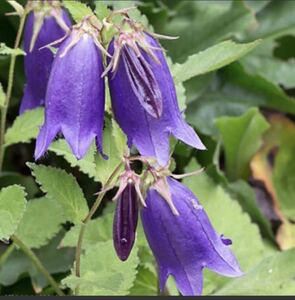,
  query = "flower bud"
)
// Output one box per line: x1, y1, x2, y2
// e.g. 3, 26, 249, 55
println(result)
113, 182, 139, 261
